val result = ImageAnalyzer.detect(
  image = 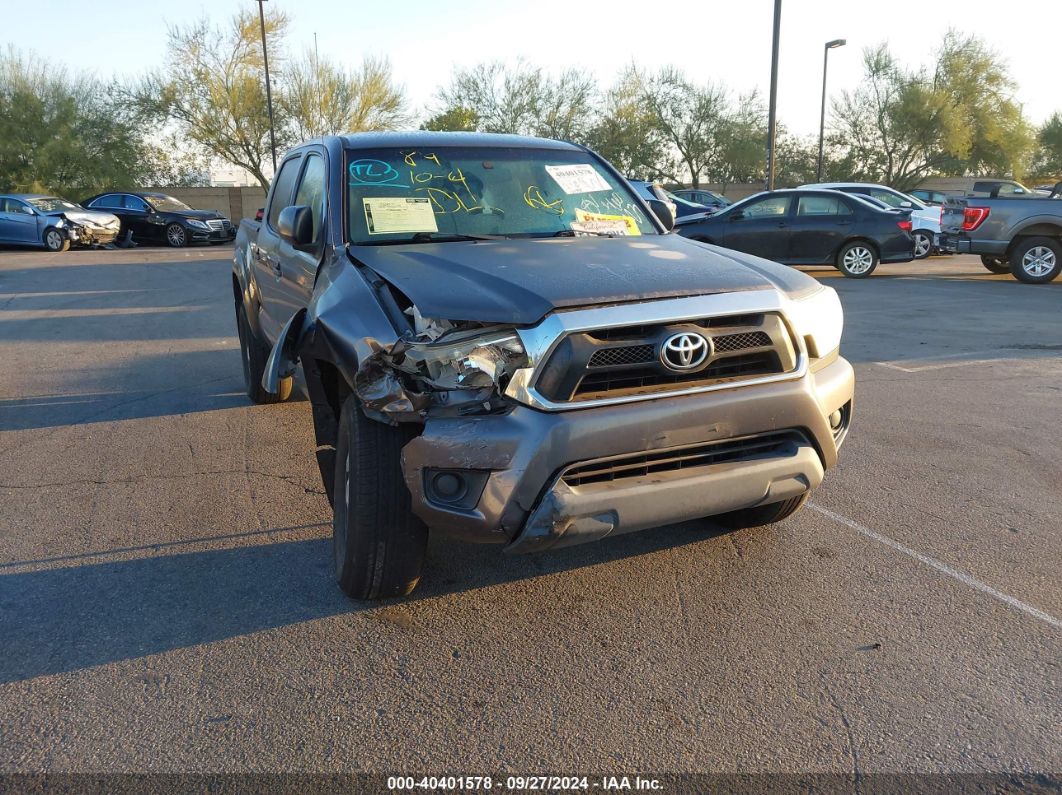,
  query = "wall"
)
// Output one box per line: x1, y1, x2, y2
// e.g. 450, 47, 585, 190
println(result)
144, 186, 267, 223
